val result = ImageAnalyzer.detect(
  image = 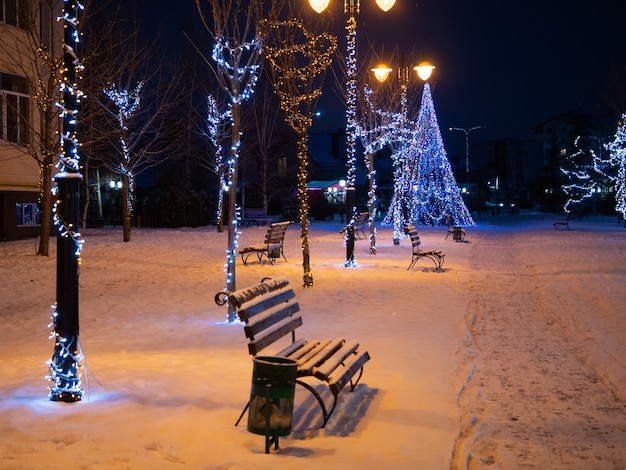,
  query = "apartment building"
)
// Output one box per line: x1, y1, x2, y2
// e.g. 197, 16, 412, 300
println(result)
1, 0, 60, 239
